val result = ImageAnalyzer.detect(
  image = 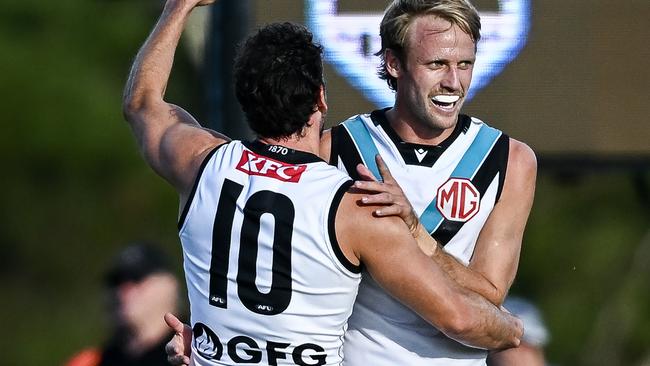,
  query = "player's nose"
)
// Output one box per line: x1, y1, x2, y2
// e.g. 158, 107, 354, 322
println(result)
440, 67, 461, 91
